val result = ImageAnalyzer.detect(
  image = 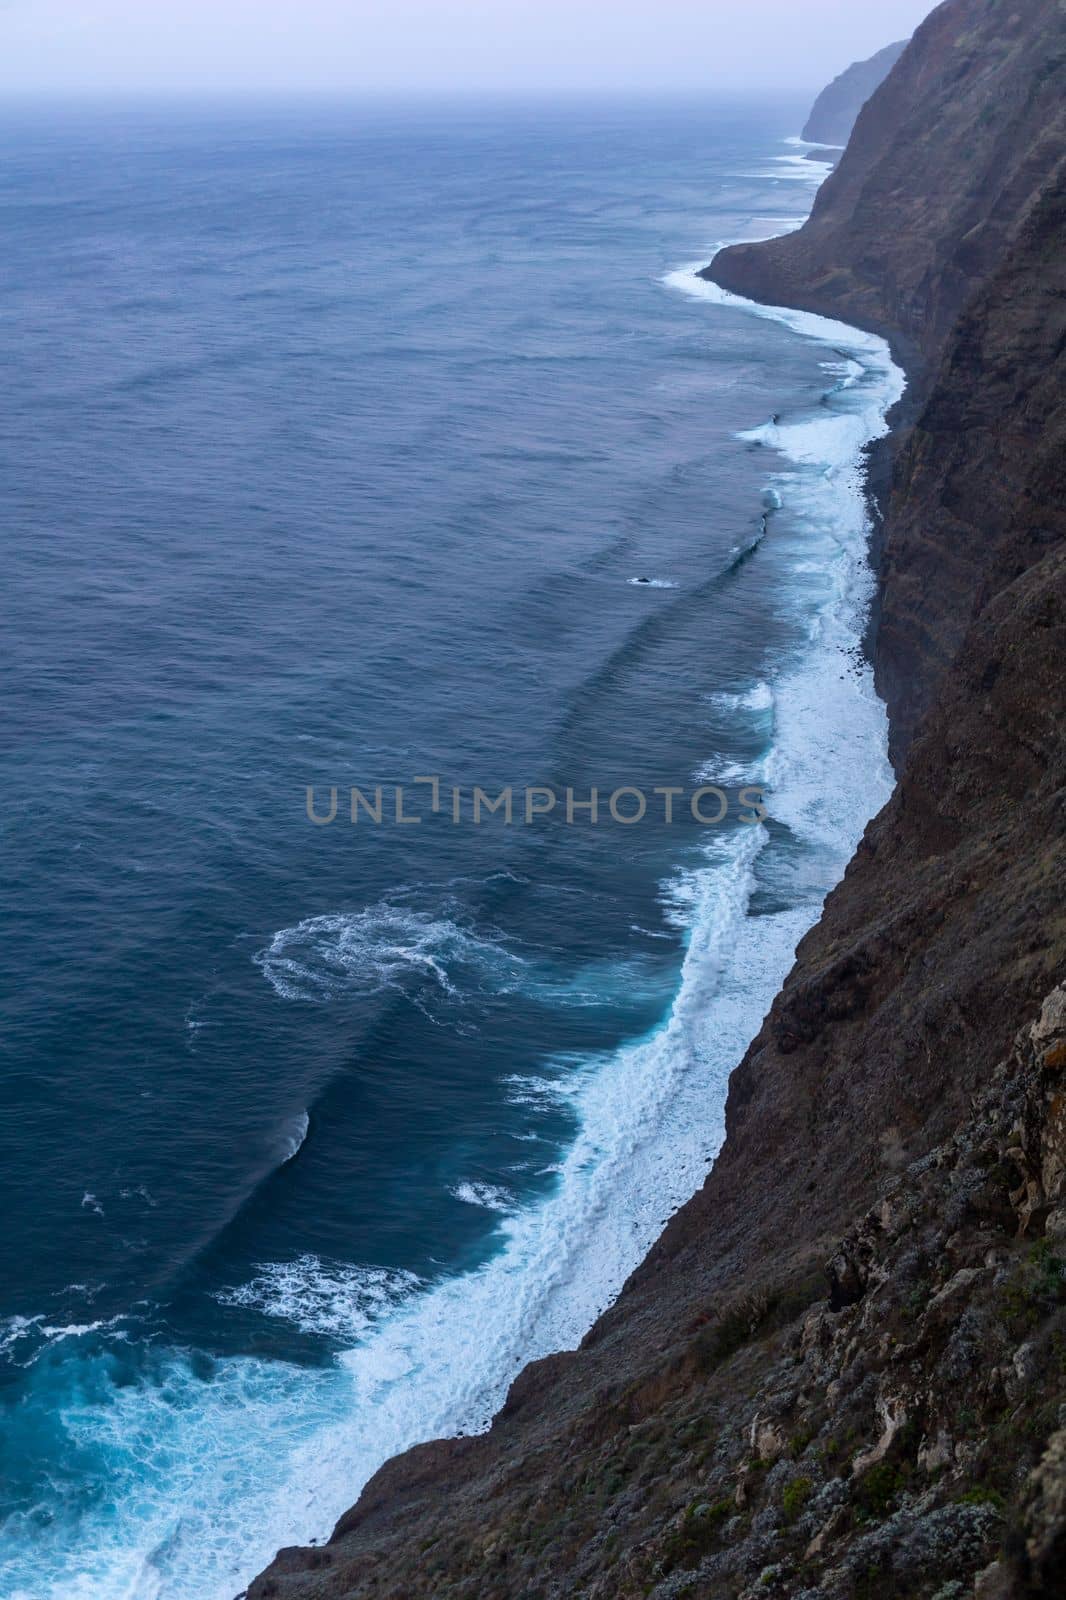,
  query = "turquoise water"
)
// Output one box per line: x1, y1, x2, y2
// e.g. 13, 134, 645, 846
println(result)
0, 98, 899, 1597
